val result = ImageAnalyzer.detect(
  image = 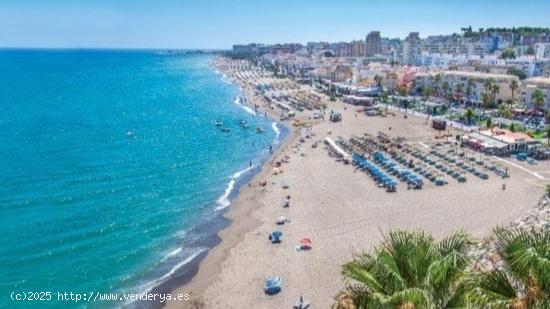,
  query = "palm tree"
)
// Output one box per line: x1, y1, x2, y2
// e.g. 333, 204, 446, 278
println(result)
465, 108, 475, 125
484, 78, 495, 93
467, 227, 550, 308
441, 81, 450, 100
491, 84, 500, 105
434, 74, 442, 97
482, 93, 492, 114
509, 80, 519, 106
374, 75, 384, 92
454, 83, 463, 103
465, 79, 474, 106
532, 89, 546, 110
337, 230, 471, 308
